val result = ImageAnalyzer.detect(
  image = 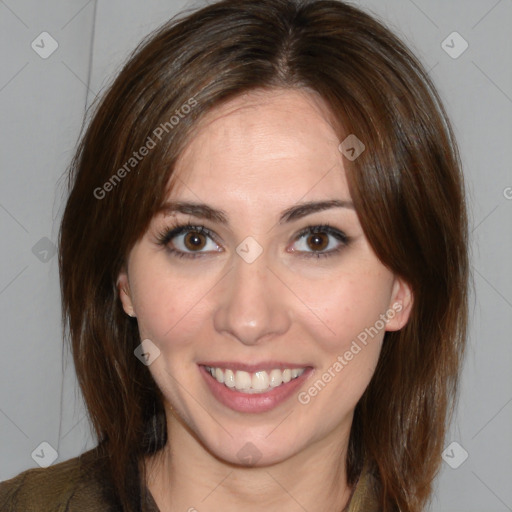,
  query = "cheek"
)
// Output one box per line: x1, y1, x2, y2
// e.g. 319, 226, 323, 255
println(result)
129, 262, 213, 346
294, 275, 390, 425
293, 269, 393, 354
